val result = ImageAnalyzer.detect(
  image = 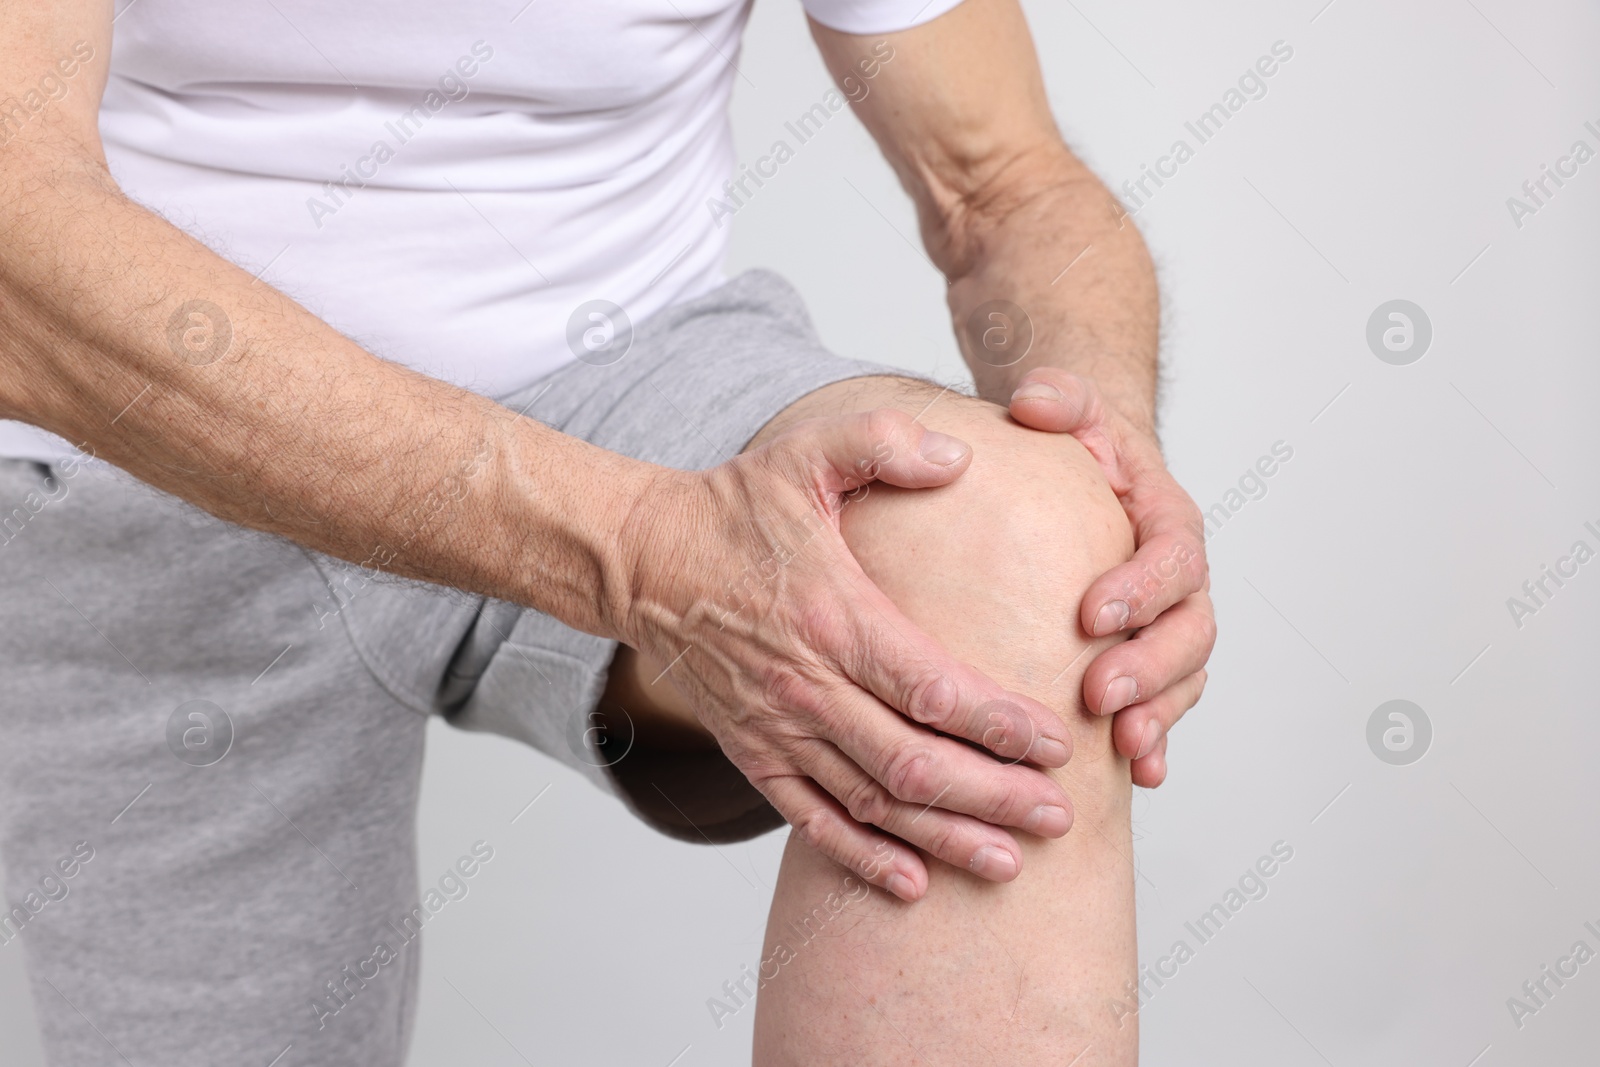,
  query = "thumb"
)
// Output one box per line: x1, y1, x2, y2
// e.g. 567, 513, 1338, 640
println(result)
781, 407, 973, 494
1008, 369, 1101, 434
